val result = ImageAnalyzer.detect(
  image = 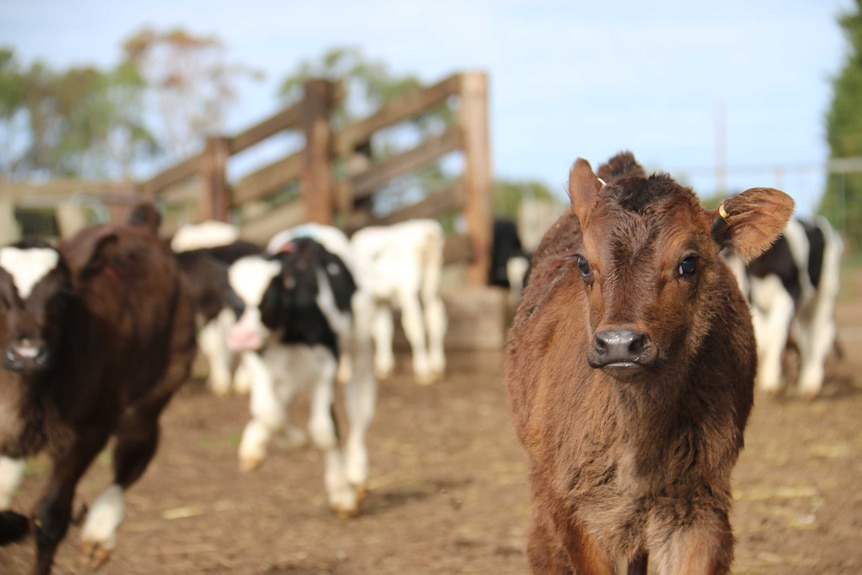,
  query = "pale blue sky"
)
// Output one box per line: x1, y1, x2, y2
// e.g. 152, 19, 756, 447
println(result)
0, 0, 853, 215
